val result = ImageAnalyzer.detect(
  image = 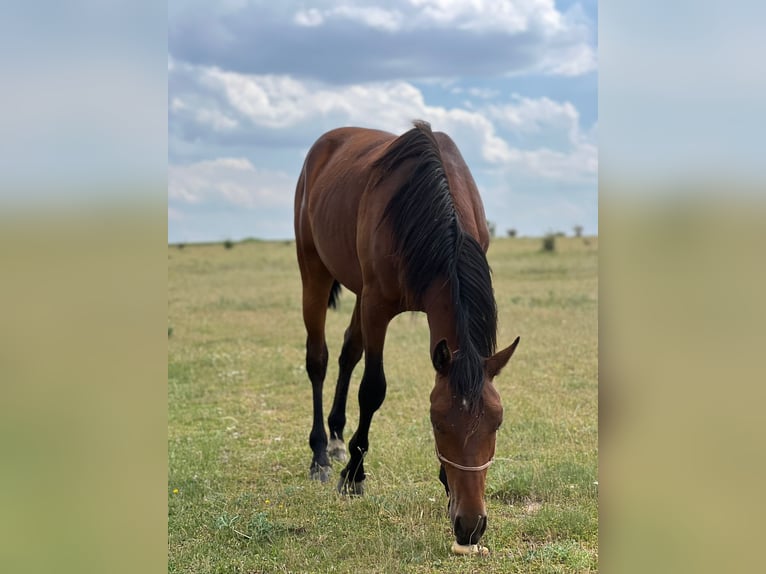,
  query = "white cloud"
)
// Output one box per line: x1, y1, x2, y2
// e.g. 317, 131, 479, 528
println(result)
410, 0, 562, 32
167, 206, 185, 221
170, 61, 595, 183
188, 63, 425, 131
195, 107, 238, 132
168, 2, 597, 242
169, 0, 596, 82
483, 139, 597, 181
540, 41, 597, 76
294, 8, 323, 27
168, 158, 294, 209
296, 5, 403, 32
488, 96, 580, 140
294, 0, 563, 34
